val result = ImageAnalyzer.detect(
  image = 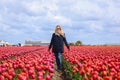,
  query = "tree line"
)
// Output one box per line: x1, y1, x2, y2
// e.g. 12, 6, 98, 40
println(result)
69, 40, 82, 46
